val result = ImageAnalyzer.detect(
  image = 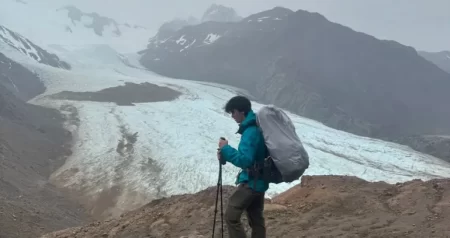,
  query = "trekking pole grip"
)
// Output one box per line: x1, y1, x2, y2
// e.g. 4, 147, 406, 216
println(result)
218, 137, 227, 165
217, 148, 227, 165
